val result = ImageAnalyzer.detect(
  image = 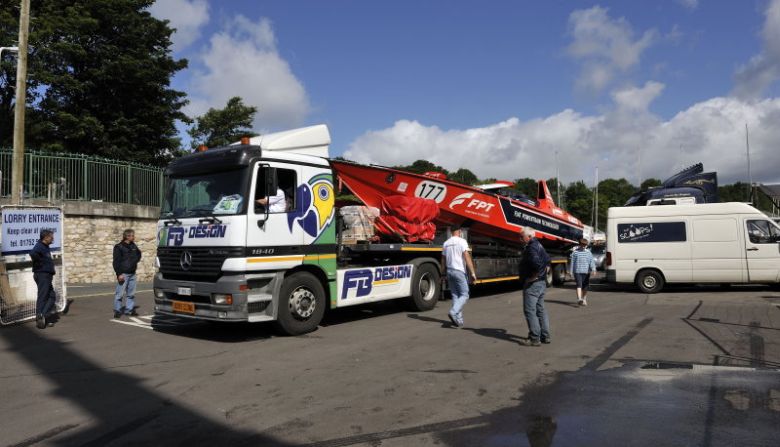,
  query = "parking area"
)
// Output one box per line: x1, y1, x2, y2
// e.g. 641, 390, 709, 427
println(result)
1, 282, 778, 446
